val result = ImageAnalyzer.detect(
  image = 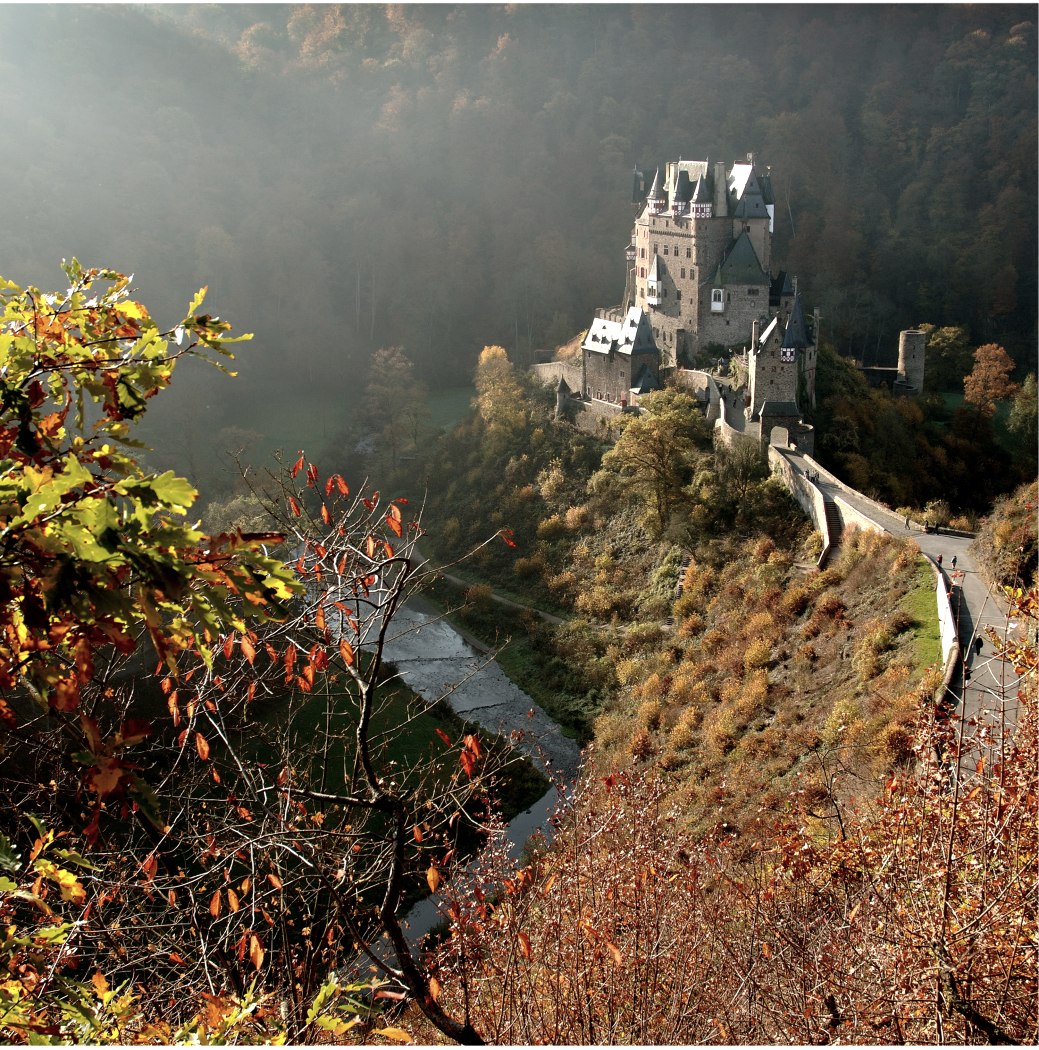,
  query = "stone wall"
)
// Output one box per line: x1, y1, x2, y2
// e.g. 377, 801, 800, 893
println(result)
533, 360, 583, 394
